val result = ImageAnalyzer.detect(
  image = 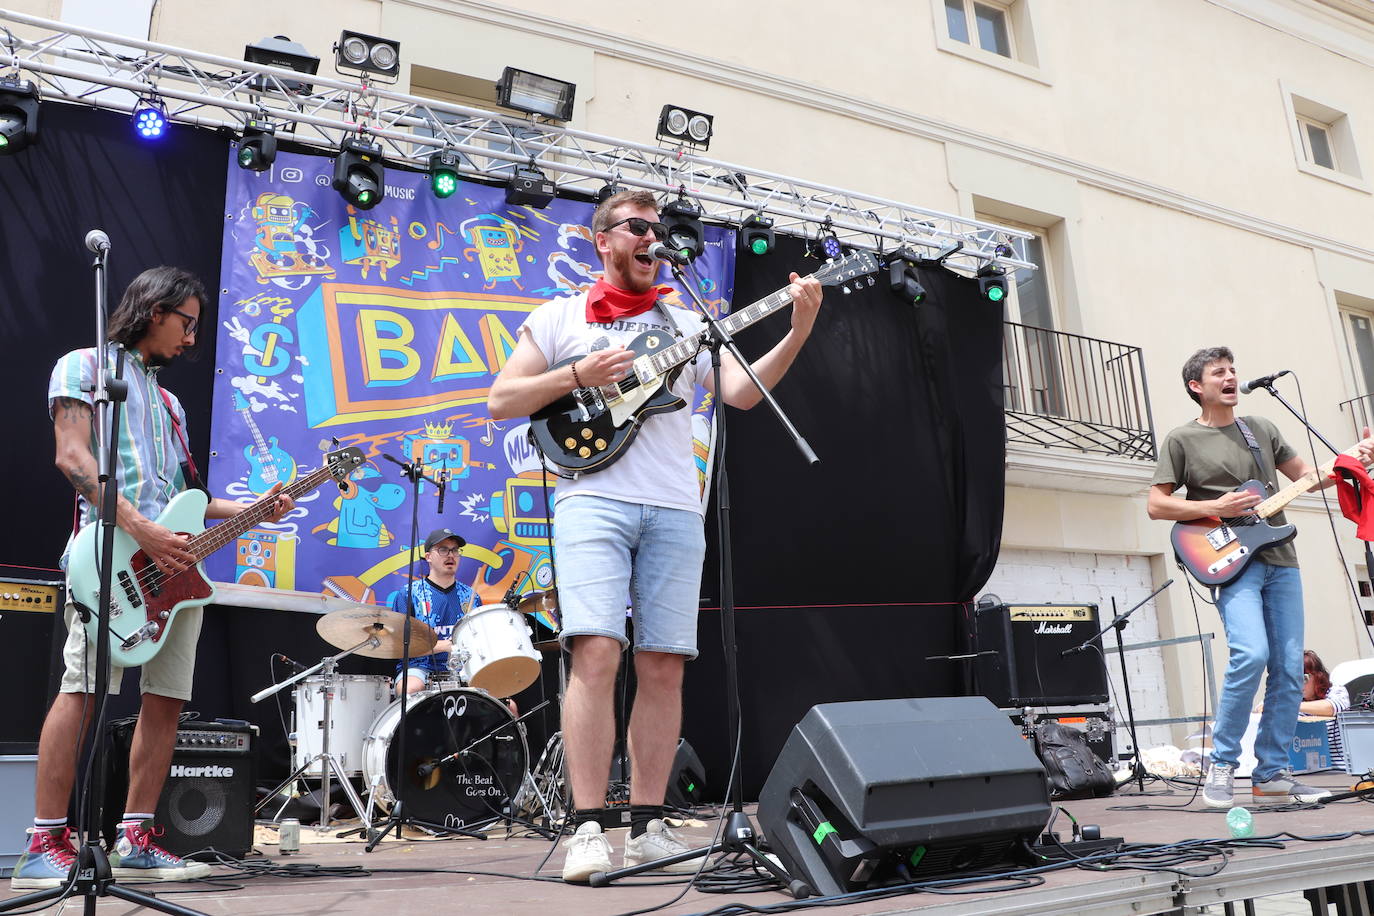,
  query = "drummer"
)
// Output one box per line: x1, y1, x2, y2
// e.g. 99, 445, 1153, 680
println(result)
389, 528, 477, 696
